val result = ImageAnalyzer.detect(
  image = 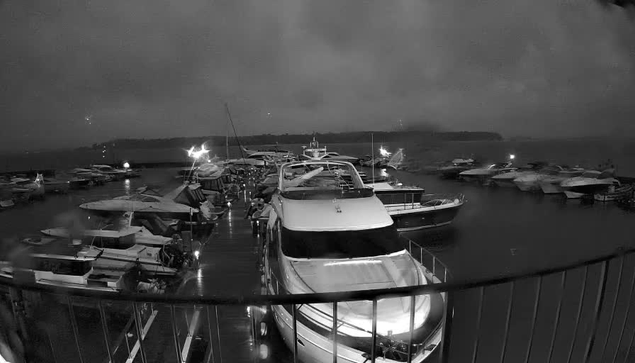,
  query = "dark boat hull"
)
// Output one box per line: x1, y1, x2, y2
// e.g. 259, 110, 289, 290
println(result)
390, 203, 463, 232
